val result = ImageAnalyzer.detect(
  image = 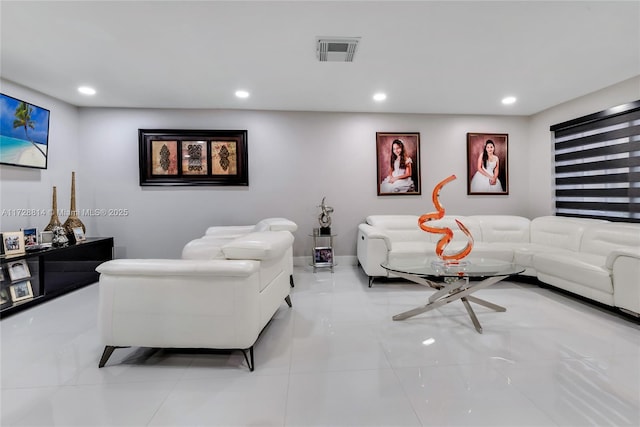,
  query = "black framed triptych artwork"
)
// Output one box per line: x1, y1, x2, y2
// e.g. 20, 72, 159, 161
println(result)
138, 129, 248, 186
